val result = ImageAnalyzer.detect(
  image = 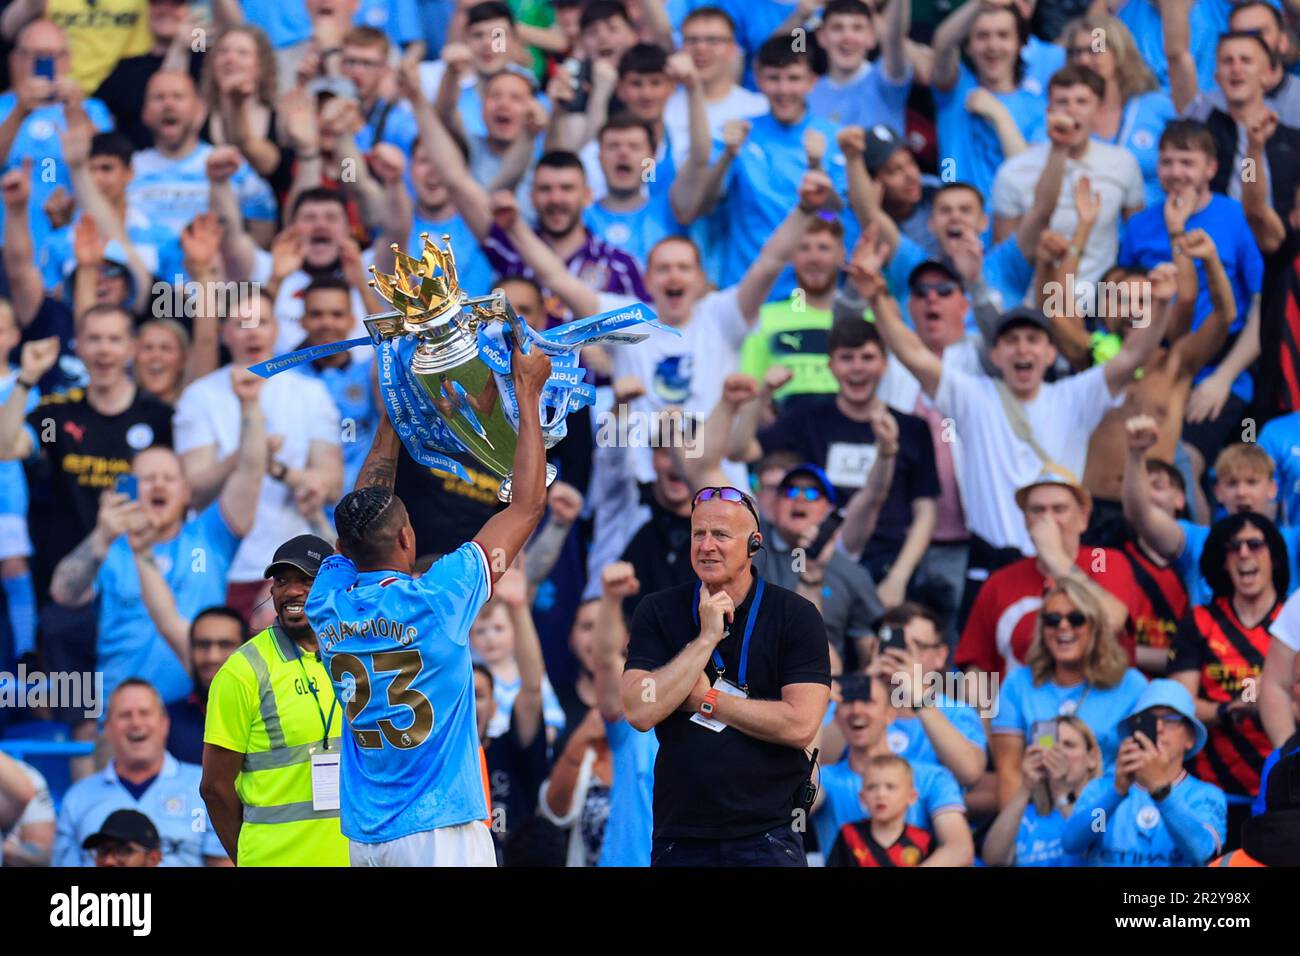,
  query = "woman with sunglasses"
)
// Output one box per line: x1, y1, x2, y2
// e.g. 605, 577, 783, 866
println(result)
1058, 14, 1176, 208
1170, 512, 1288, 849
989, 577, 1148, 808
982, 715, 1101, 866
